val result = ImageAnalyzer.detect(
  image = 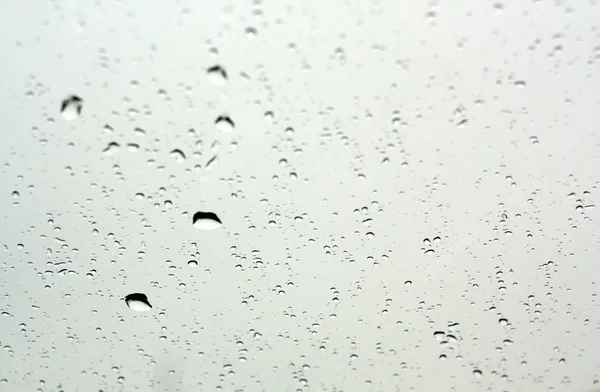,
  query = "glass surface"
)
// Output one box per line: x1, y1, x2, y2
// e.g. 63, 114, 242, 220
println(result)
1, 1, 599, 391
